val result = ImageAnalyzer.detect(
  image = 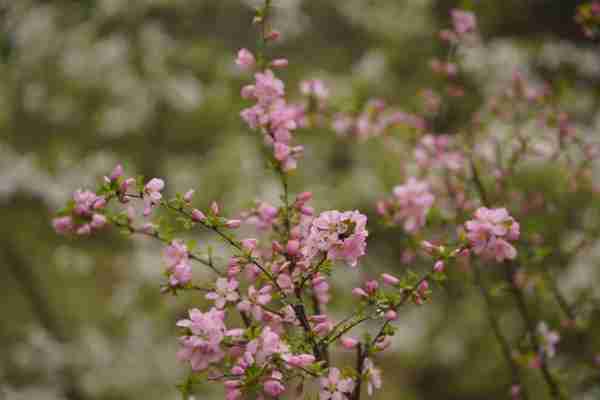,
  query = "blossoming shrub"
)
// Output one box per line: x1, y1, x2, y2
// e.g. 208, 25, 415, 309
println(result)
52, 3, 600, 400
